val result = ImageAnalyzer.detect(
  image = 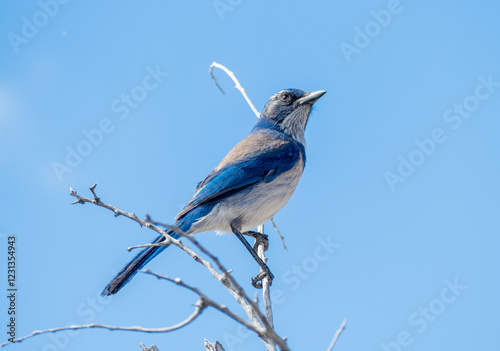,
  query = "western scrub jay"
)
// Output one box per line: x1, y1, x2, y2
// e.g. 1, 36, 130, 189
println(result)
102, 88, 326, 296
